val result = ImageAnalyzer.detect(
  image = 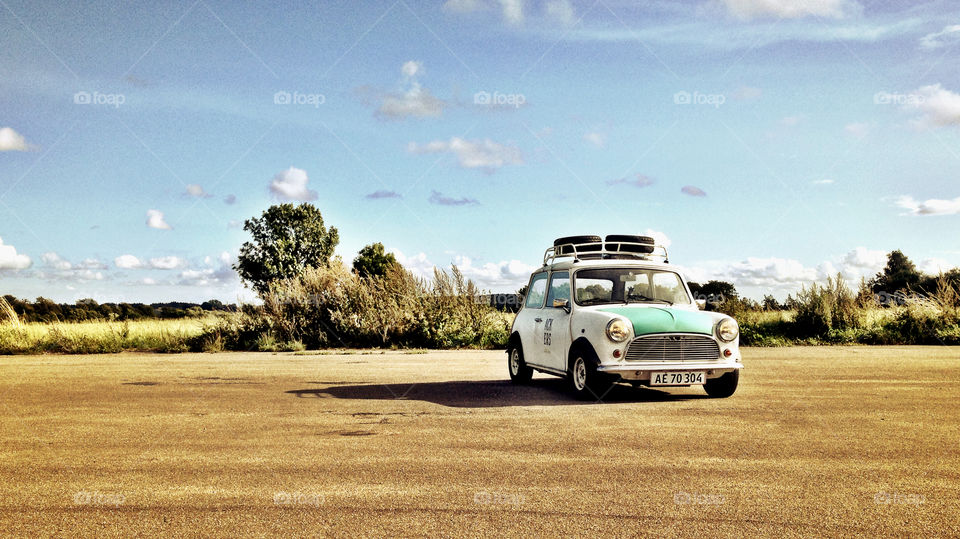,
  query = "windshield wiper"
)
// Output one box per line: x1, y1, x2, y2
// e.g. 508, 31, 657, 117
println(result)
626, 295, 673, 305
